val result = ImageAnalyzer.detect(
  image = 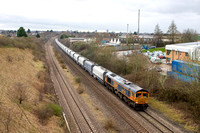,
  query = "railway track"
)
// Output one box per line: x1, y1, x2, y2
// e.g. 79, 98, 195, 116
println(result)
138, 111, 174, 133
46, 41, 95, 133
53, 42, 150, 132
